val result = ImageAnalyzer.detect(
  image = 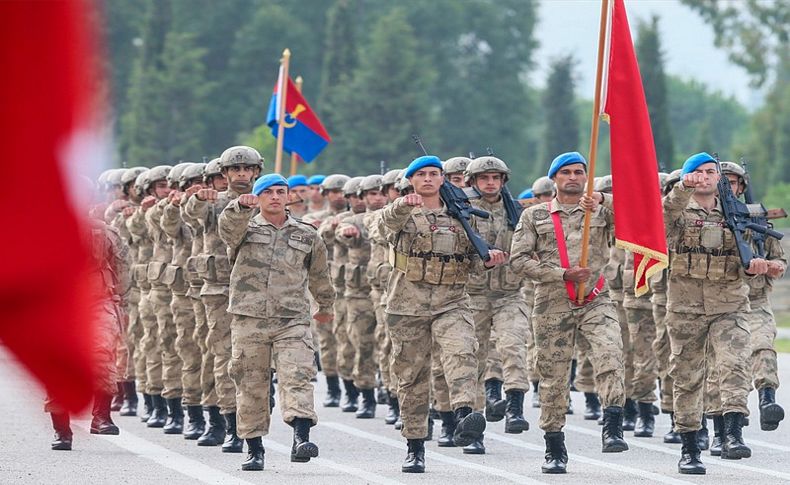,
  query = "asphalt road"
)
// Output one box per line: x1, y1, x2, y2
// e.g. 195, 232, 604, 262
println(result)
1, 347, 789, 485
